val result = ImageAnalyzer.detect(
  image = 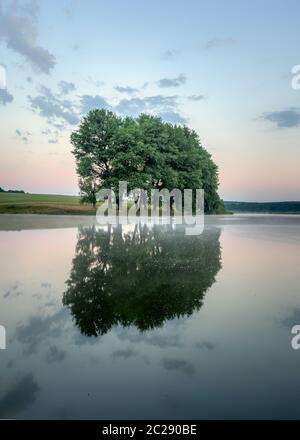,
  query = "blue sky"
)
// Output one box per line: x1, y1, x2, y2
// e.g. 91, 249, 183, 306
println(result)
1, 0, 300, 200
